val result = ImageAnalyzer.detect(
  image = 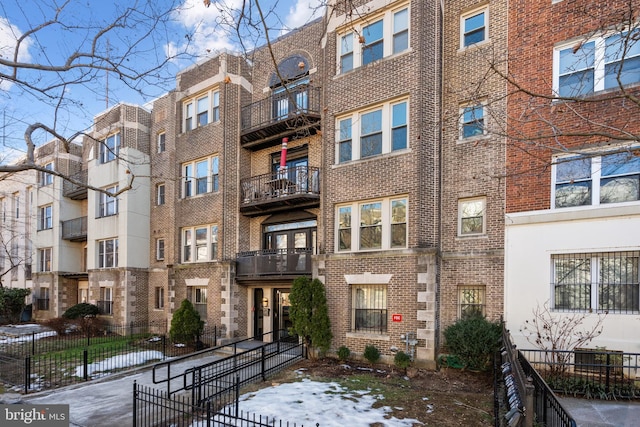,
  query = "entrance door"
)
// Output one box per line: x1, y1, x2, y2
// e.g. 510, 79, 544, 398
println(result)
273, 289, 292, 340
253, 288, 264, 339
